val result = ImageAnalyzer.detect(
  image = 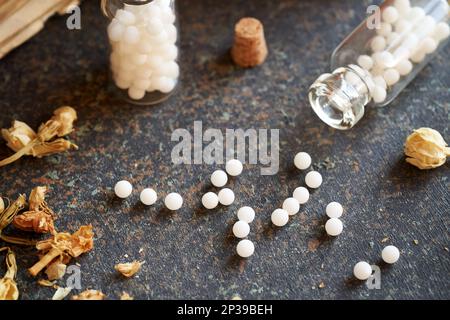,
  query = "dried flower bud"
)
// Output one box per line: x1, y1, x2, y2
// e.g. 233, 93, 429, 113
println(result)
52, 106, 77, 136
31, 139, 78, 158
115, 260, 144, 278
404, 128, 450, 169
28, 186, 48, 212
72, 289, 105, 300
45, 262, 67, 281
52, 287, 72, 300
0, 194, 26, 232
120, 292, 134, 300
1, 121, 37, 153
13, 210, 55, 234
0, 247, 19, 300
